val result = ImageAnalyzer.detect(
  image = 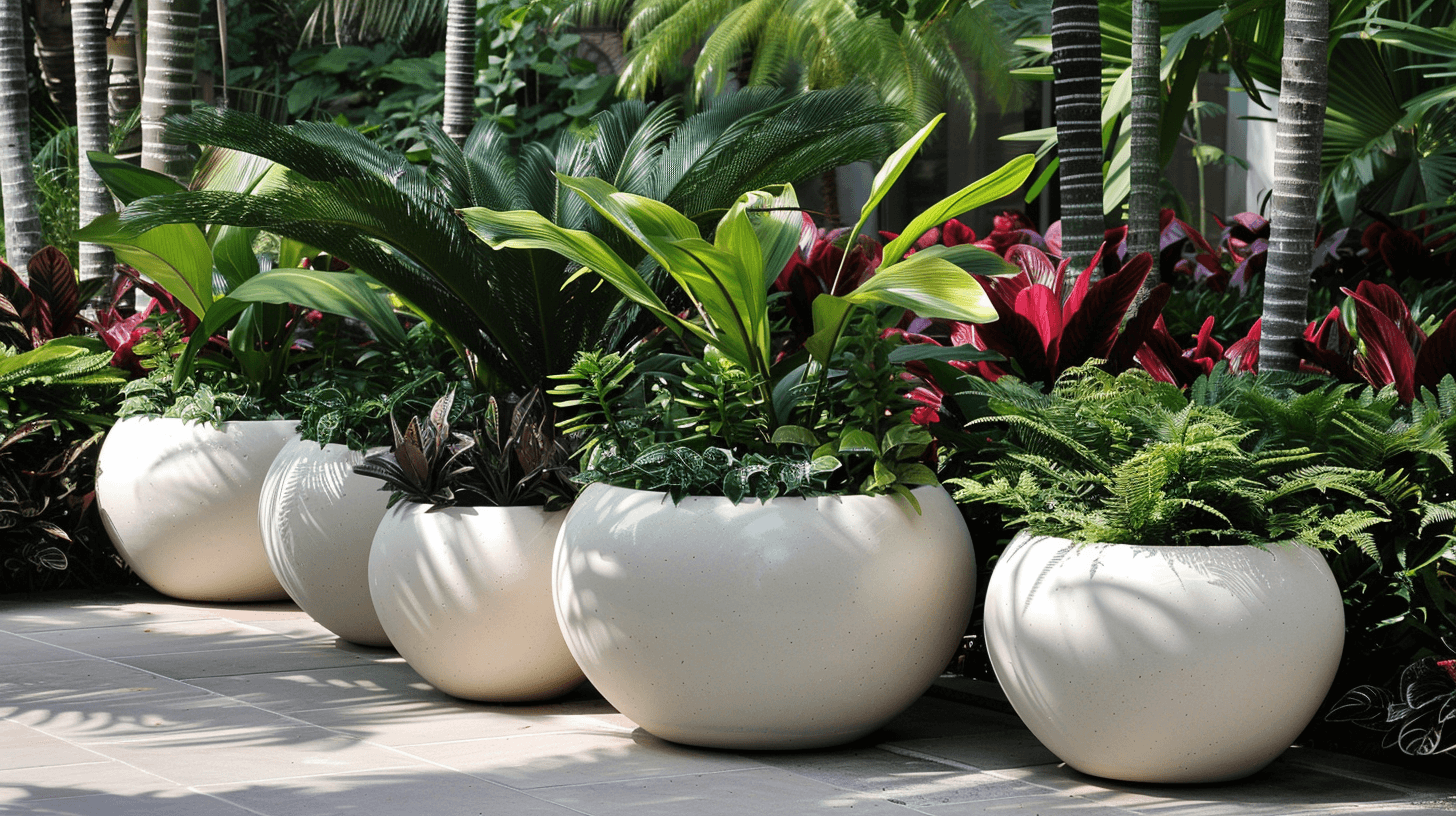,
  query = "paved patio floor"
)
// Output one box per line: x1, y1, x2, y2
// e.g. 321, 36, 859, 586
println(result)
1, 588, 1452, 816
